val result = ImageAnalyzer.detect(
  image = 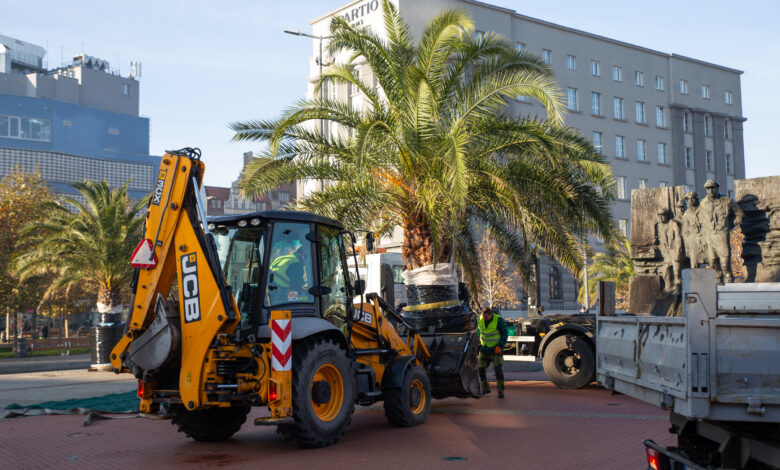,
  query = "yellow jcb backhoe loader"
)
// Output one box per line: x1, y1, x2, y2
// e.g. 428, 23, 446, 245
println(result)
111, 148, 480, 447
